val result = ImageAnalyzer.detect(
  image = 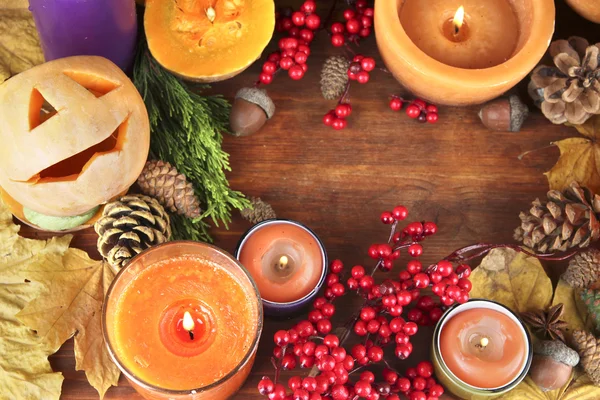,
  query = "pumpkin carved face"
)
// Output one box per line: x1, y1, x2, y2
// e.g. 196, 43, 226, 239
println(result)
0, 56, 150, 217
